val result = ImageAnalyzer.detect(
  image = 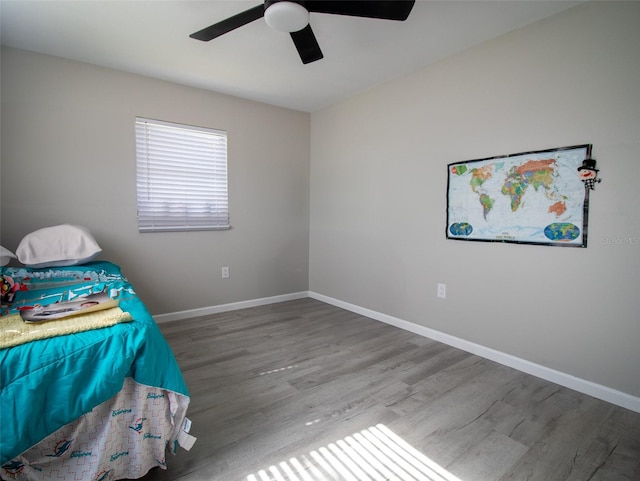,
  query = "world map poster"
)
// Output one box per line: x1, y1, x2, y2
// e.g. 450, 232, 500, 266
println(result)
447, 144, 591, 247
